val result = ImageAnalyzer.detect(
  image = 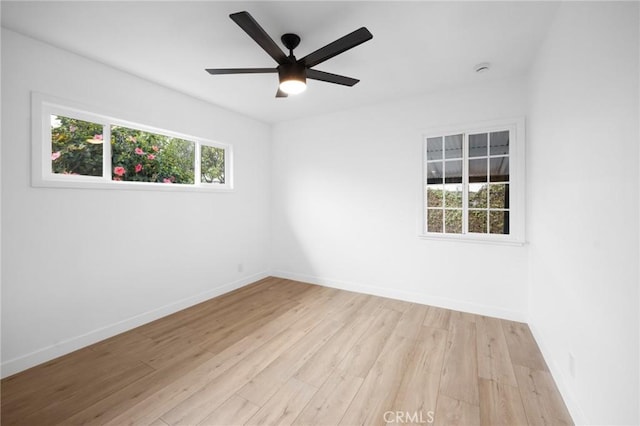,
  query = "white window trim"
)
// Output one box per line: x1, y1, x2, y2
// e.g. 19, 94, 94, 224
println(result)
418, 117, 526, 246
31, 92, 234, 192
